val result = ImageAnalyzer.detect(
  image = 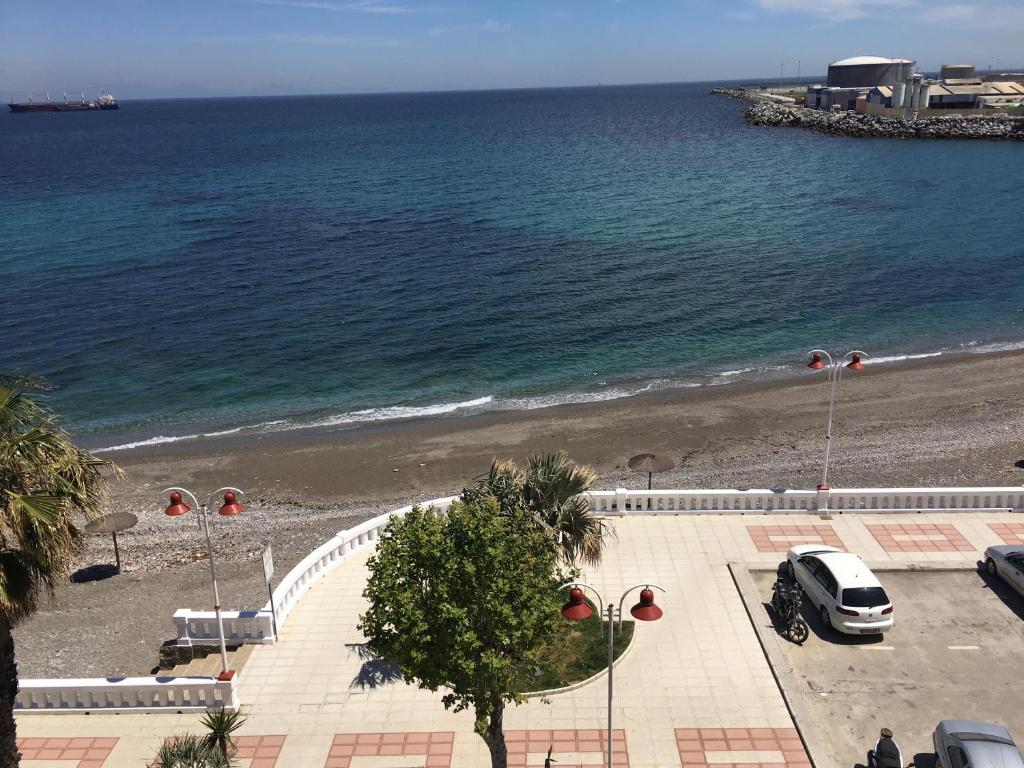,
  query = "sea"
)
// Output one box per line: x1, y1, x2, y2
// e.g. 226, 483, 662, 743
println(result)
2, 82, 1023, 452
